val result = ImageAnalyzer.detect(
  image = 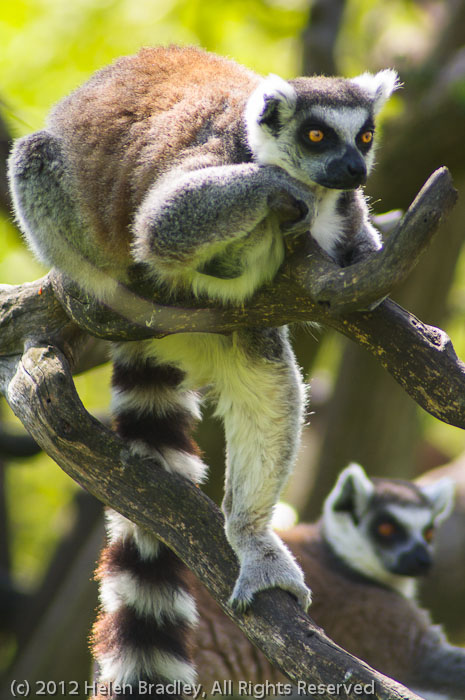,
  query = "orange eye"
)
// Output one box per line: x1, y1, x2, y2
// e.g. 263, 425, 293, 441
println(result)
377, 521, 396, 538
309, 129, 324, 143
424, 527, 434, 543
361, 131, 373, 144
